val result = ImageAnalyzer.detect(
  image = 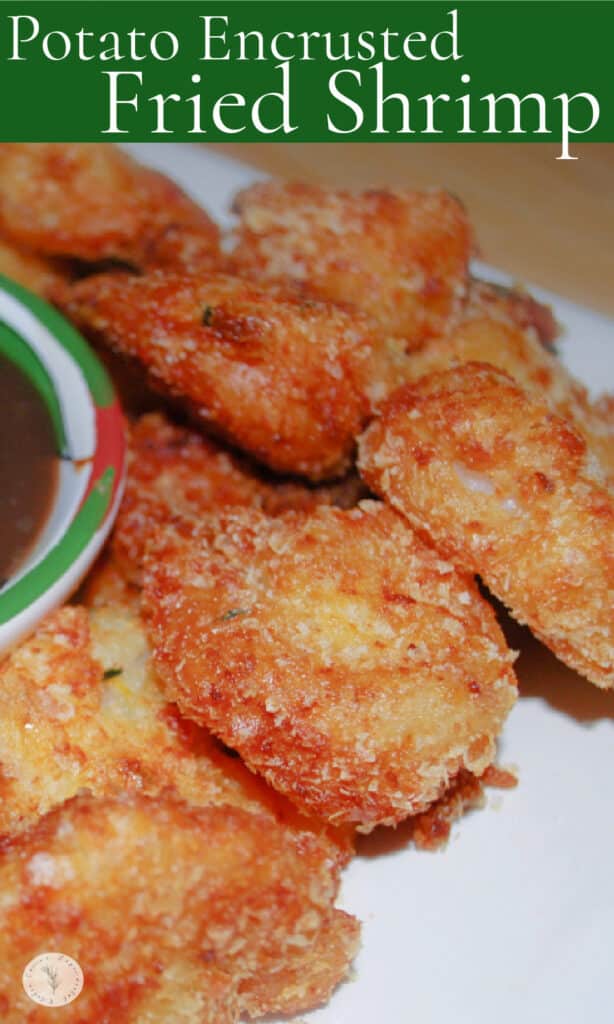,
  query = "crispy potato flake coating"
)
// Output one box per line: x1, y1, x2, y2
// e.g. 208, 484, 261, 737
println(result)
0, 601, 352, 866
80, 550, 142, 610
465, 278, 559, 348
130, 963, 238, 1024
260, 471, 371, 517
143, 503, 517, 829
140, 223, 230, 275
0, 238, 68, 296
239, 908, 360, 1019
0, 602, 241, 835
232, 182, 473, 347
112, 412, 371, 584
594, 392, 614, 434
408, 281, 614, 482
59, 270, 409, 479
408, 768, 485, 851
358, 363, 614, 688
0, 600, 357, 1017
113, 413, 268, 584
0, 793, 352, 1023
0, 144, 219, 266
